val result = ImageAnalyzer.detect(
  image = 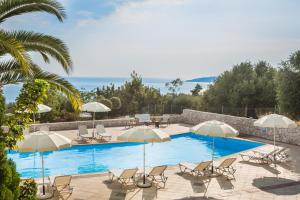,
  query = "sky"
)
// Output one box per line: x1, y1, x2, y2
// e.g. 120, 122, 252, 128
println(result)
4, 0, 300, 79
